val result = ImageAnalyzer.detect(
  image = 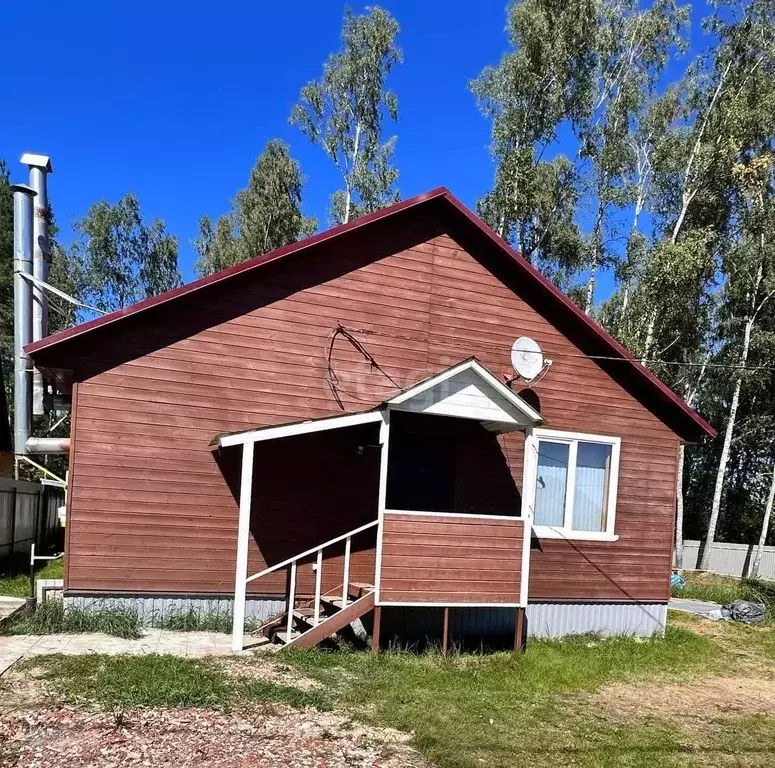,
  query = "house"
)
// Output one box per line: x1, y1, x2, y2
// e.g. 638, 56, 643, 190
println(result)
26, 188, 715, 651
